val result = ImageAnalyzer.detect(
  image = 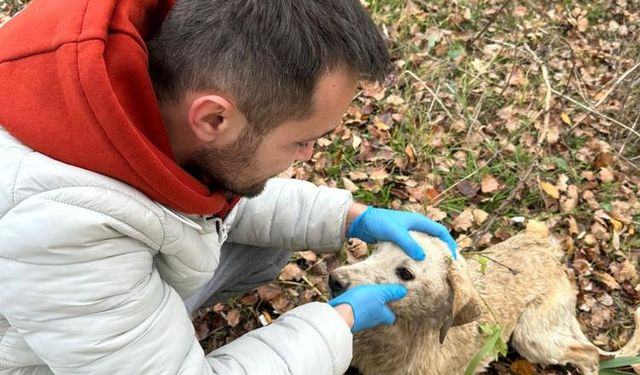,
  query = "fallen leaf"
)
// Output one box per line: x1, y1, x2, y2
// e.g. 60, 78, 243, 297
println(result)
481, 175, 501, 193
540, 181, 560, 199
257, 284, 283, 300
577, 16, 589, 32
426, 206, 448, 221
510, 359, 536, 375
405, 144, 417, 164
342, 177, 359, 193
611, 261, 638, 283
561, 112, 572, 125
472, 209, 489, 224
279, 263, 304, 281
426, 188, 440, 202
349, 171, 369, 181
594, 271, 621, 290
598, 167, 615, 183
452, 209, 475, 232
298, 250, 317, 263
457, 180, 480, 198
386, 95, 405, 106
369, 167, 389, 180
226, 309, 241, 327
